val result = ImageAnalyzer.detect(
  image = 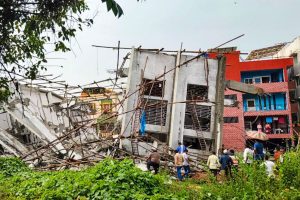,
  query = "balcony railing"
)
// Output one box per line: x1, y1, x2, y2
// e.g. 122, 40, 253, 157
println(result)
245, 126, 290, 135
244, 104, 286, 112
242, 82, 289, 93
